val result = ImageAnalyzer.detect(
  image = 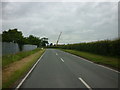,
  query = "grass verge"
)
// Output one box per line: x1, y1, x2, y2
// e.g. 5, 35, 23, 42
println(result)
2, 48, 42, 67
61, 49, 119, 71
2, 48, 45, 88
